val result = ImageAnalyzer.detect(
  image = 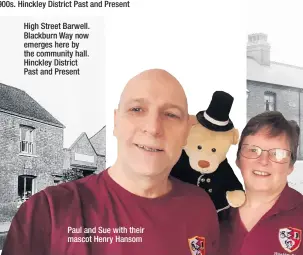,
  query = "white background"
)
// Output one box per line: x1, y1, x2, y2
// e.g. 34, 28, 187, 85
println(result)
105, 1, 247, 183
247, 0, 303, 67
